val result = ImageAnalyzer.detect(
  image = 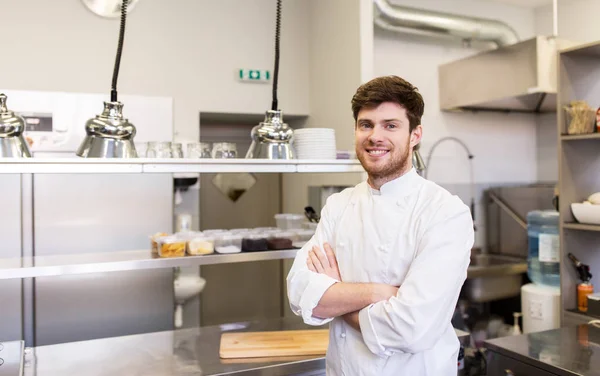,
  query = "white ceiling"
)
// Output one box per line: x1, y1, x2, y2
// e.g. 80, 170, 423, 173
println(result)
477, 0, 553, 8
